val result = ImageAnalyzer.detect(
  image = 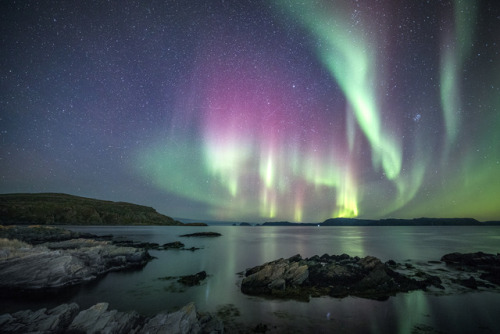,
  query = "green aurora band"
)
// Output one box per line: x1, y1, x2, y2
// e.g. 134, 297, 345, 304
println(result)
135, 1, 500, 222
